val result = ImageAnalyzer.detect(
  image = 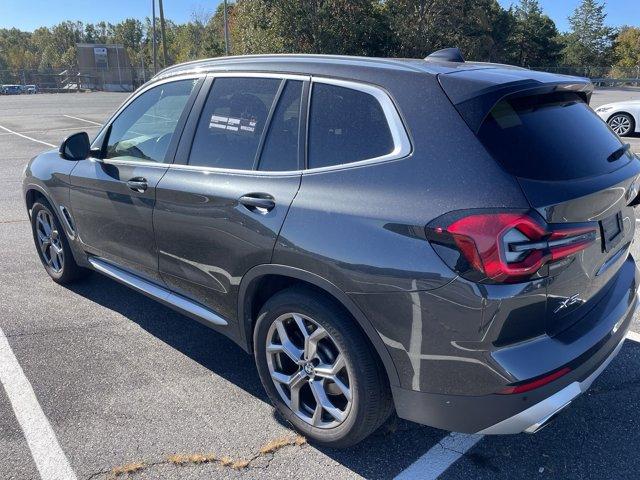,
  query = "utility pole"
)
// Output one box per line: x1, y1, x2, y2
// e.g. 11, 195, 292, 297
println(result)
223, 0, 230, 56
159, 0, 168, 68
152, 0, 157, 74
